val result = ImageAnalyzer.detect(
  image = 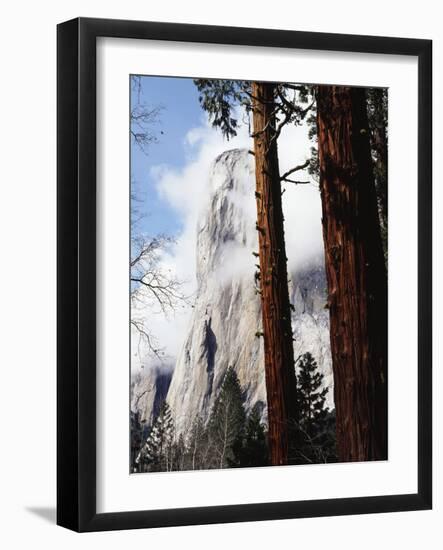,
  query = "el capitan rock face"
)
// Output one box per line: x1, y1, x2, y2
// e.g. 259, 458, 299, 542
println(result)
132, 149, 333, 433
166, 149, 265, 434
